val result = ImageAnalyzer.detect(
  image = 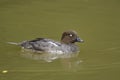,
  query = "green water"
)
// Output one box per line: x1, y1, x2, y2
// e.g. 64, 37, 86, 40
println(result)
0, 0, 120, 80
